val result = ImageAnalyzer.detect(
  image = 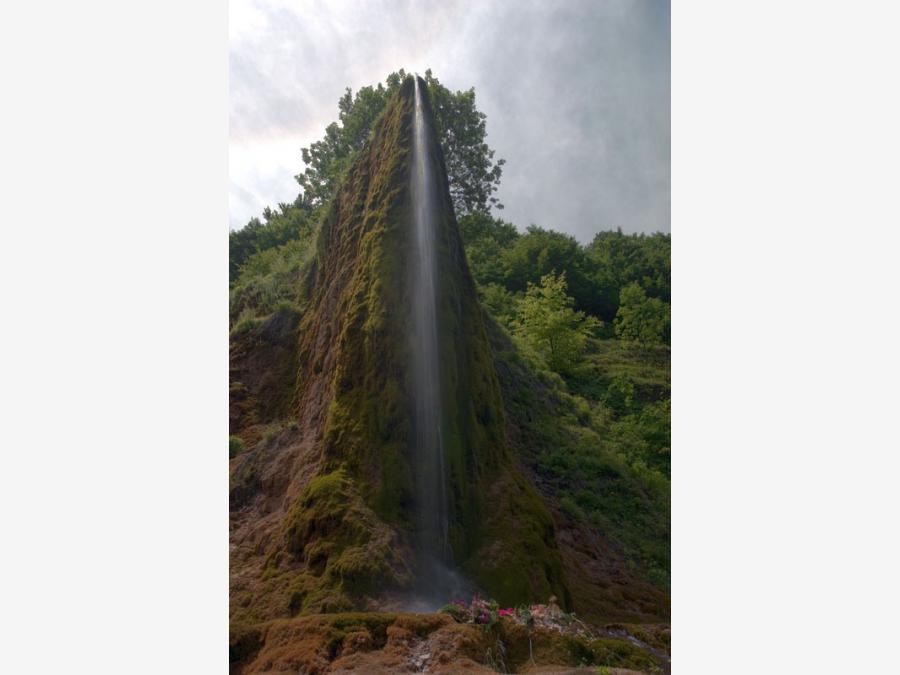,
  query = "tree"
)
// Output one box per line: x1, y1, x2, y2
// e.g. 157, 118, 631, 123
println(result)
500, 226, 604, 318
295, 69, 505, 217
587, 230, 671, 313
229, 201, 313, 283
514, 272, 601, 375
613, 283, 670, 345
458, 212, 519, 286
422, 70, 505, 215
478, 282, 519, 330
295, 77, 399, 210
